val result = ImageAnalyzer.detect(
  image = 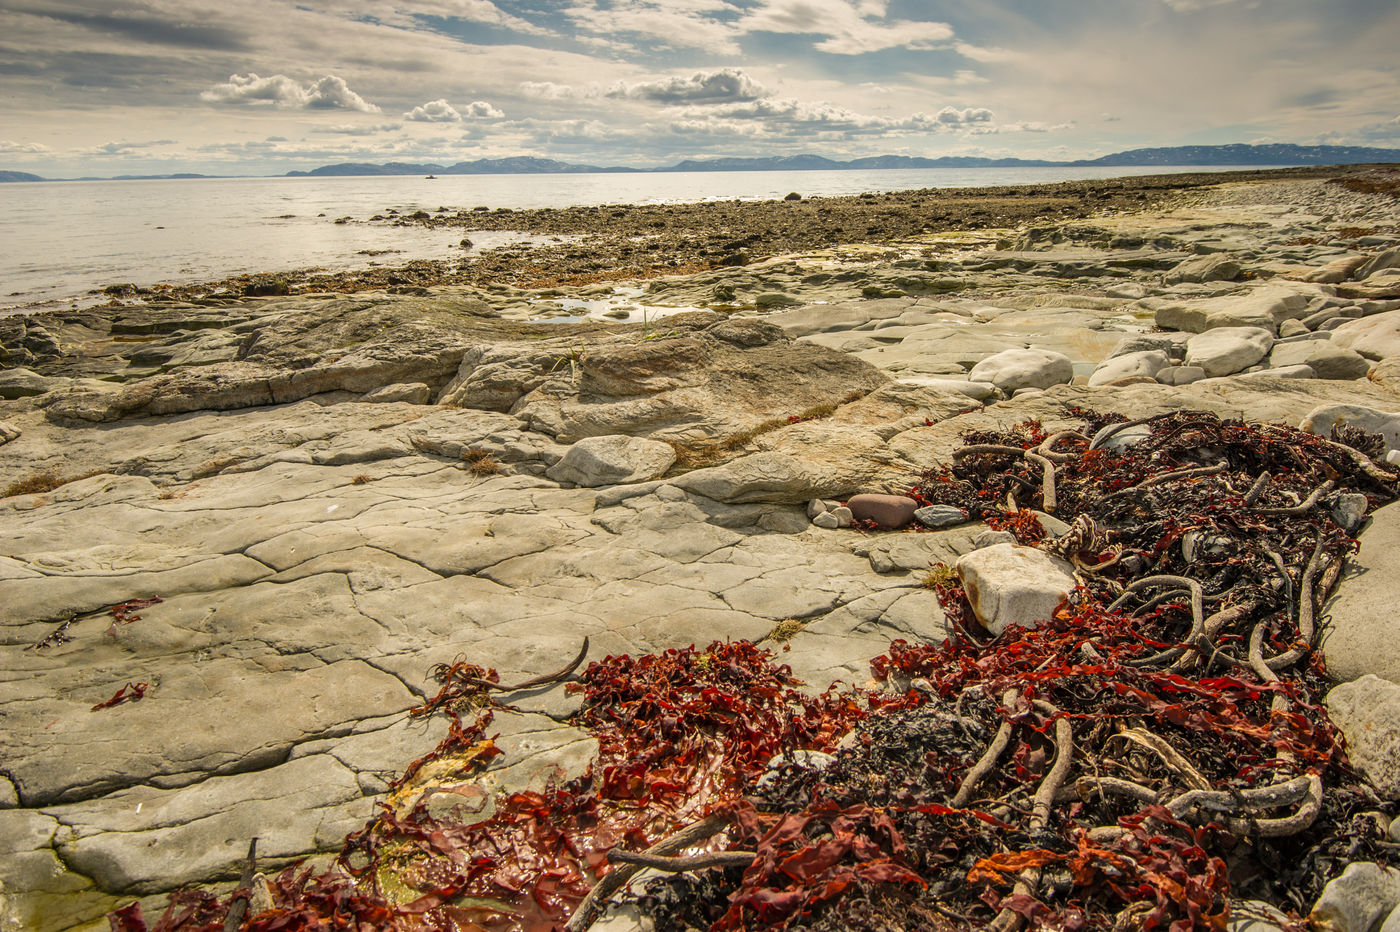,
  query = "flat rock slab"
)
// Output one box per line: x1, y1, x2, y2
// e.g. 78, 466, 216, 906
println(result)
50, 753, 371, 894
